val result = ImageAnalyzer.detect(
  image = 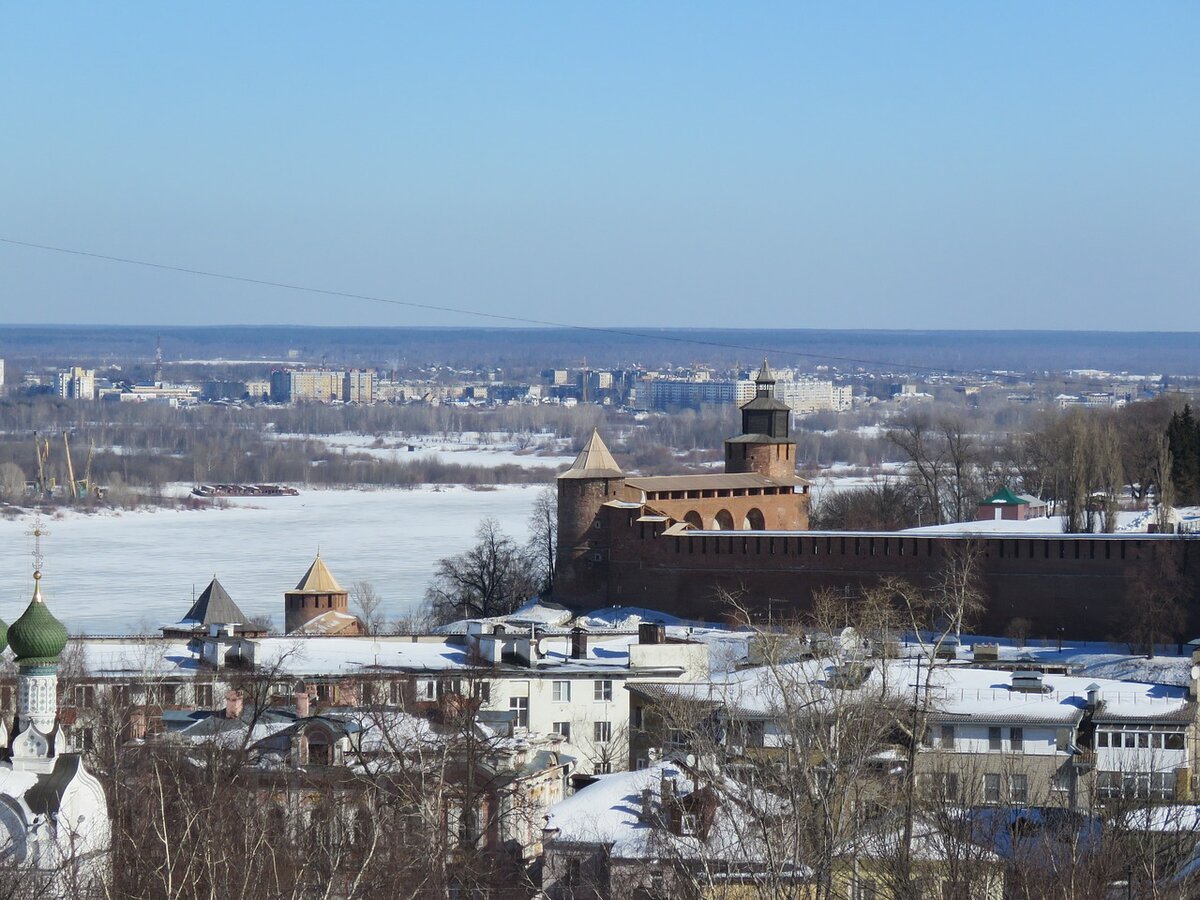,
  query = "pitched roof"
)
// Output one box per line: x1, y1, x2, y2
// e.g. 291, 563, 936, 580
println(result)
558, 428, 624, 480
981, 486, 1029, 506
754, 359, 775, 384
180, 577, 248, 626
288, 555, 345, 594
